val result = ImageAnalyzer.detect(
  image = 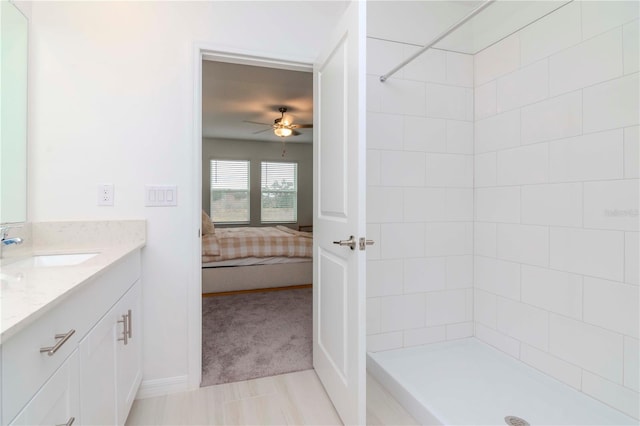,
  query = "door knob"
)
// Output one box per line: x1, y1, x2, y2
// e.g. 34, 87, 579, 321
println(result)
333, 236, 375, 251
333, 236, 356, 250
359, 238, 375, 251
